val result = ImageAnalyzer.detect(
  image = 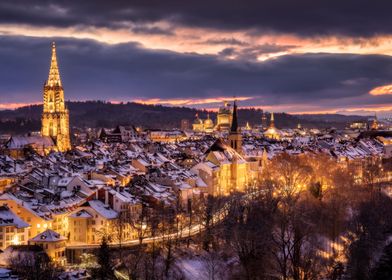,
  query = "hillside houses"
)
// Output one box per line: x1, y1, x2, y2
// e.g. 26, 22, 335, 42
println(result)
0, 128, 391, 265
